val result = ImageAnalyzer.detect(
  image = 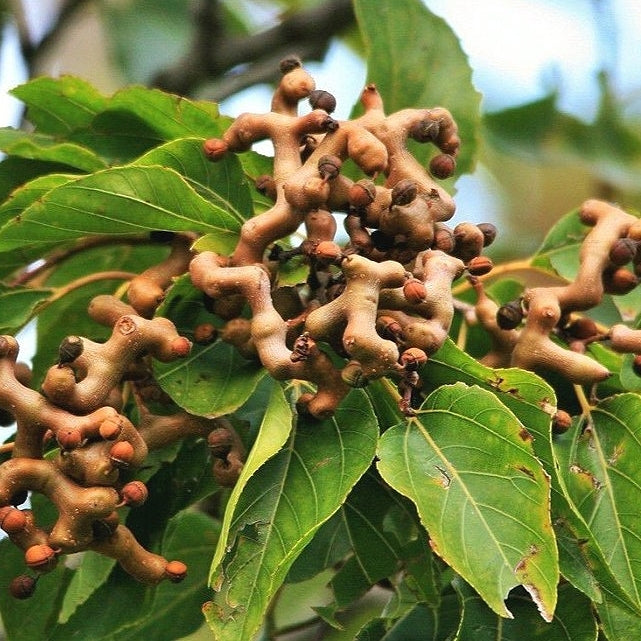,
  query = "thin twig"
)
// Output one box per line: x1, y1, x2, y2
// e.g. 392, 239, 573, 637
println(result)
9, 235, 152, 287
48, 270, 137, 303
